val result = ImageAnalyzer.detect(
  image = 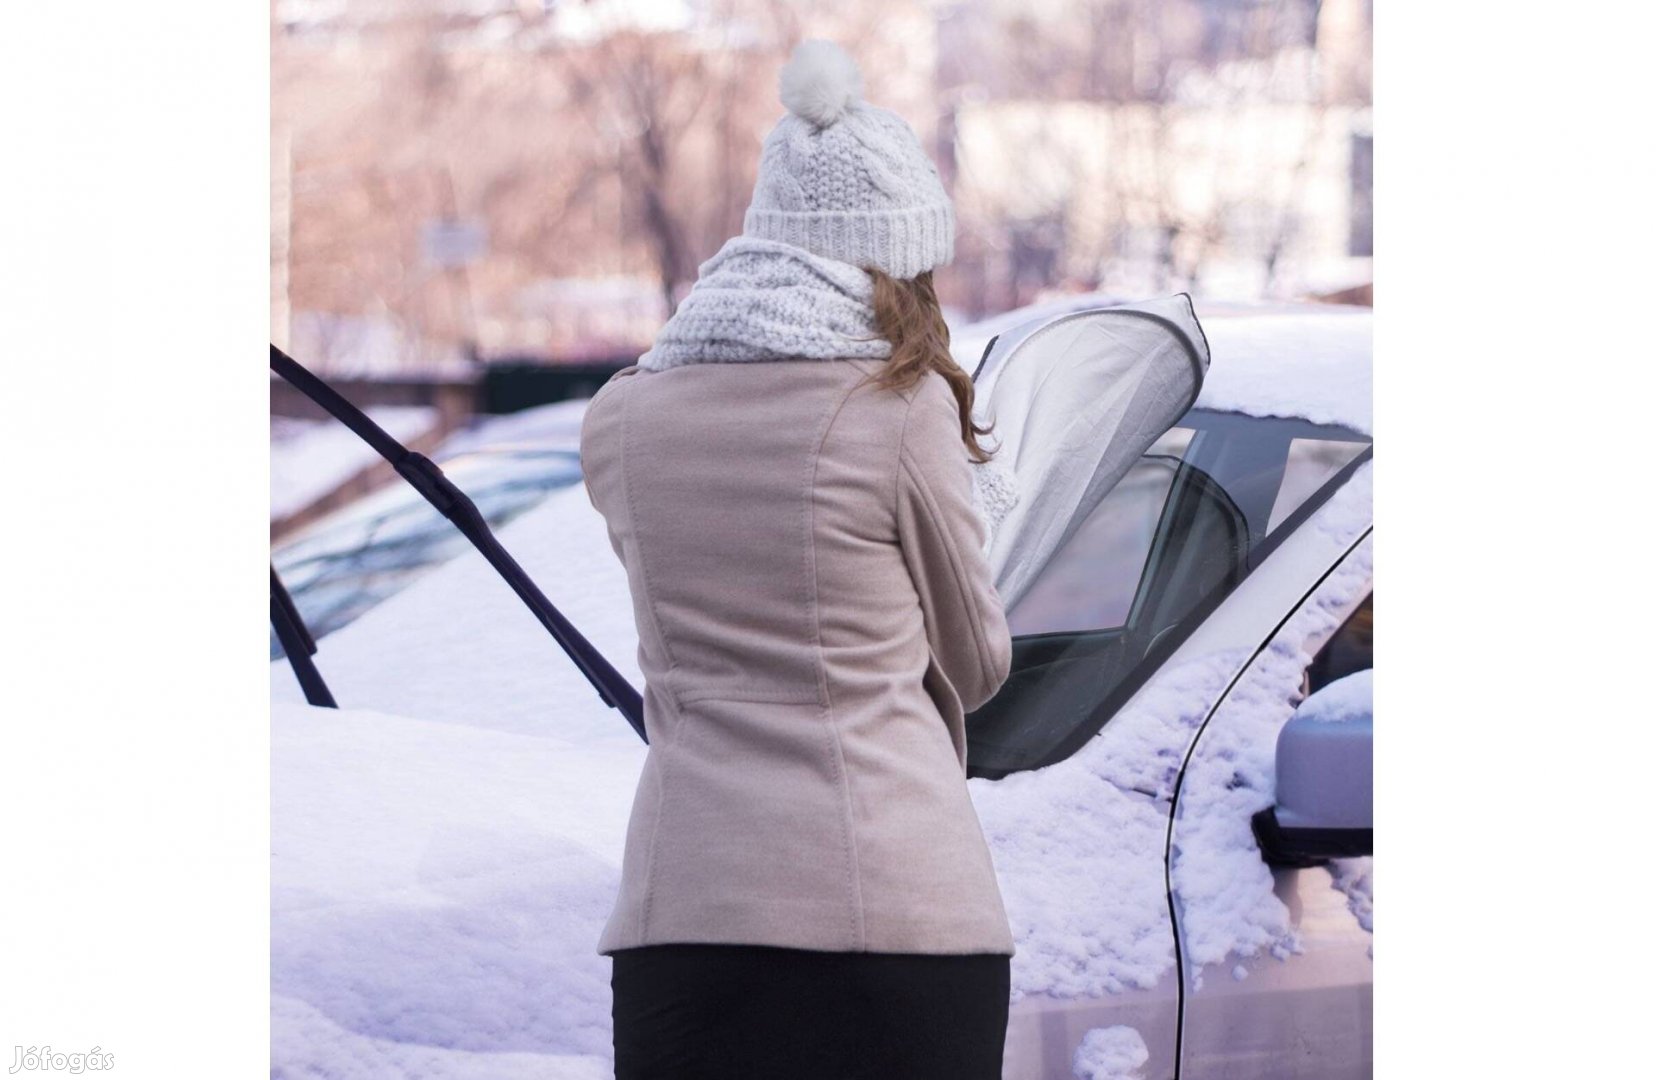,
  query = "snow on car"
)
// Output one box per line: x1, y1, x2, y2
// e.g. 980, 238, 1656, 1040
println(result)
271, 298, 1373, 1078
